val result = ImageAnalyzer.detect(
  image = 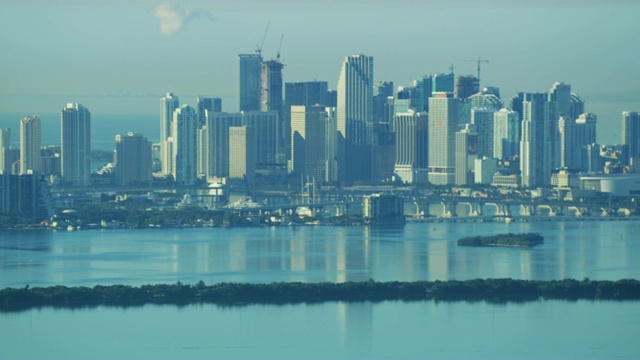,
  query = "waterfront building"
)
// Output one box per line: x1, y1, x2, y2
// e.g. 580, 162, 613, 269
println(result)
428, 92, 458, 185
20, 115, 41, 175
61, 103, 91, 187
455, 124, 478, 185
622, 111, 640, 163
337, 54, 374, 182
290, 105, 327, 180
372, 125, 395, 181
197, 126, 208, 178
196, 96, 222, 127
363, 193, 404, 224
393, 110, 428, 183
41, 146, 61, 178
206, 112, 242, 178
474, 157, 498, 184
493, 108, 520, 160
238, 54, 262, 112
0, 172, 51, 219
228, 126, 256, 184
0, 128, 10, 173
171, 105, 198, 186
115, 132, 152, 186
